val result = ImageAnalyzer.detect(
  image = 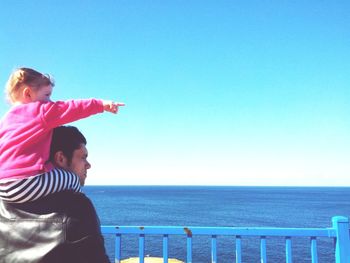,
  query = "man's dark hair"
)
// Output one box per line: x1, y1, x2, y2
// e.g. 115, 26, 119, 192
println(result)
49, 126, 87, 165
